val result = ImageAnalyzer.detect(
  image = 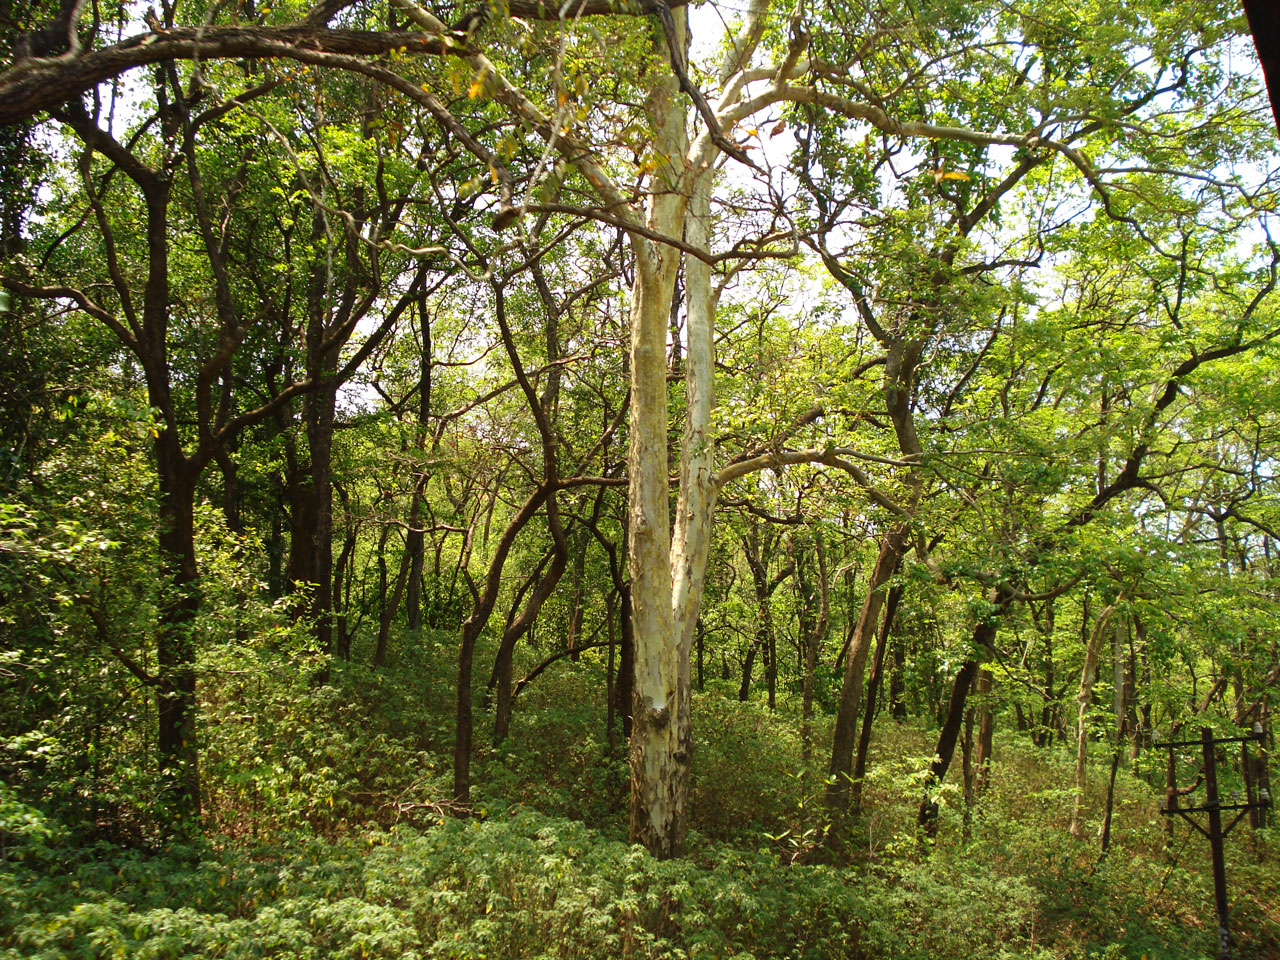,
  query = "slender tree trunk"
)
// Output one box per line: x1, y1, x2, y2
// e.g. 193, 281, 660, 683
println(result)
889, 627, 907, 721
828, 529, 909, 819
405, 486, 426, 631
405, 298, 432, 631
606, 590, 617, 755
1071, 603, 1116, 839
617, 583, 635, 742
1099, 612, 1129, 856
331, 483, 358, 661
974, 666, 994, 793
696, 618, 705, 692
374, 542, 410, 668
961, 699, 975, 842
493, 517, 568, 743
852, 579, 903, 811
565, 532, 586, 659
799, 534, 830, 768
214, 445, 250, 645
304, 380, 337, 658
916, 595, 1006, 837
739, 641, 759, 702
452, 486, 554, 805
